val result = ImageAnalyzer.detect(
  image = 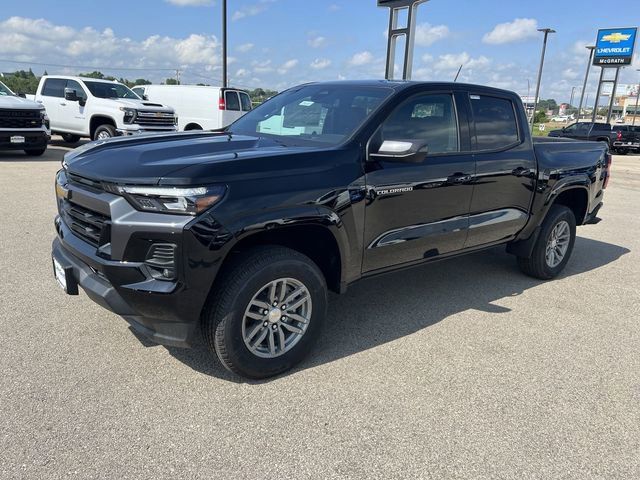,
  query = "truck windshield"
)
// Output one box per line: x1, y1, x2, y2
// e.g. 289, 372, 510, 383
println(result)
0, 81, 15, 96
228, 84, 393, 146
83, 81, 140, 99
